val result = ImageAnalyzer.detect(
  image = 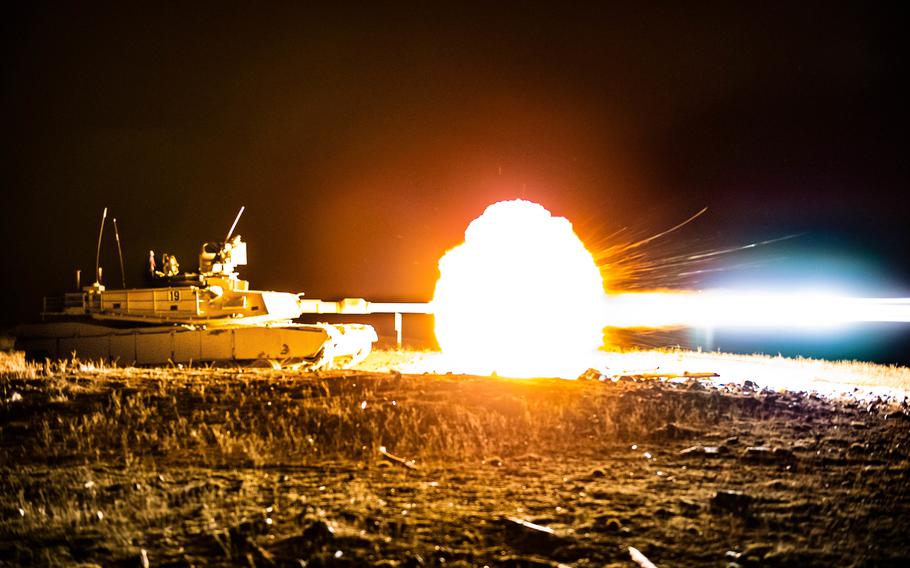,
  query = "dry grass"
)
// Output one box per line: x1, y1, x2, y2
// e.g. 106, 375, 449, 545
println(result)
2, 349, 909, 566
0, 351, 36, 380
